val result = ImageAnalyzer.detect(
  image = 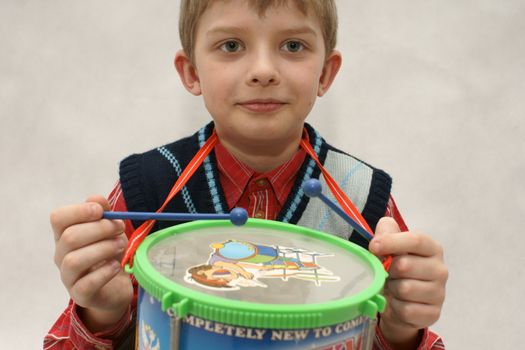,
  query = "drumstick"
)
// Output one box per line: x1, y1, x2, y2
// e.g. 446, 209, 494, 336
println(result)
103, 207, 249, 226
302, 179, 374, 241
